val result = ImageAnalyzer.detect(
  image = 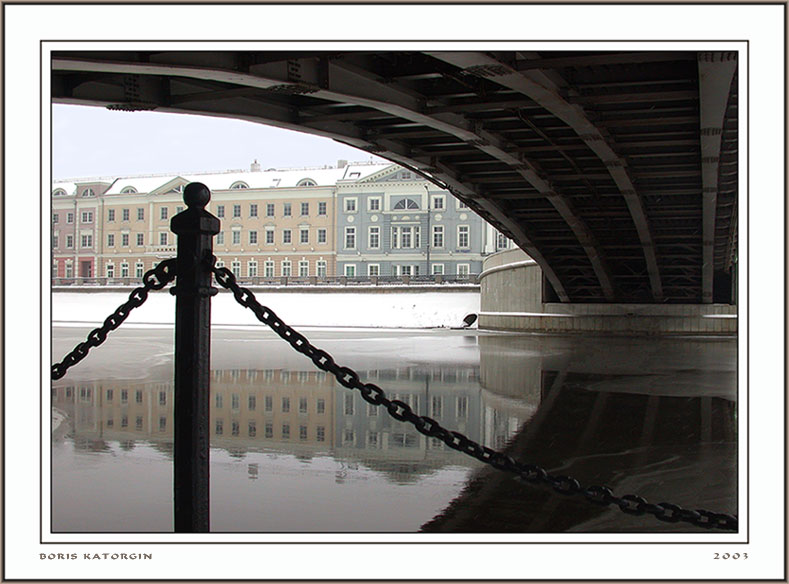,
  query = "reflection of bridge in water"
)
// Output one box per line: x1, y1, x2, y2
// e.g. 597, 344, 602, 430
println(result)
424, 334, 737, 531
